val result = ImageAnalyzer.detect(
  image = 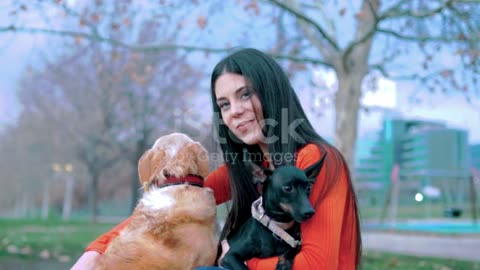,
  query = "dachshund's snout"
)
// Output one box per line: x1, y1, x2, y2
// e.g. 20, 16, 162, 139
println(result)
301, 208, 315, 220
